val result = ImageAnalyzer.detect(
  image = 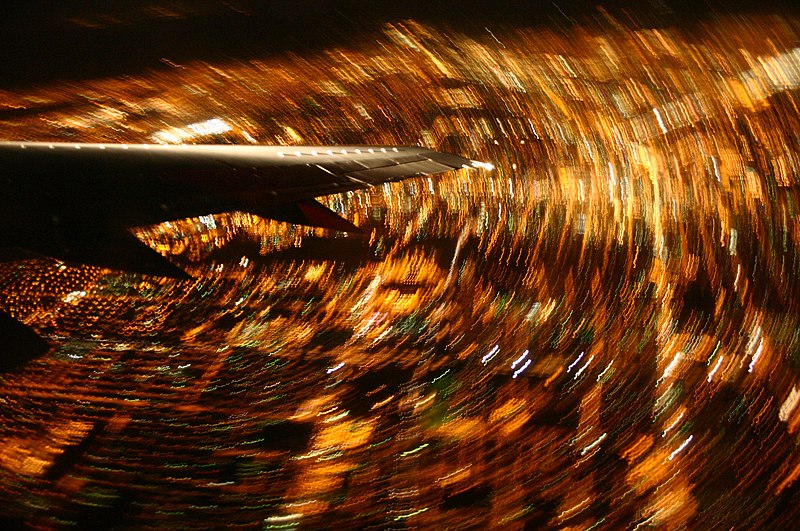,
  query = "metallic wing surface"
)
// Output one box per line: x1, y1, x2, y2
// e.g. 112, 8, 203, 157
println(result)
0, 142, 478, 370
